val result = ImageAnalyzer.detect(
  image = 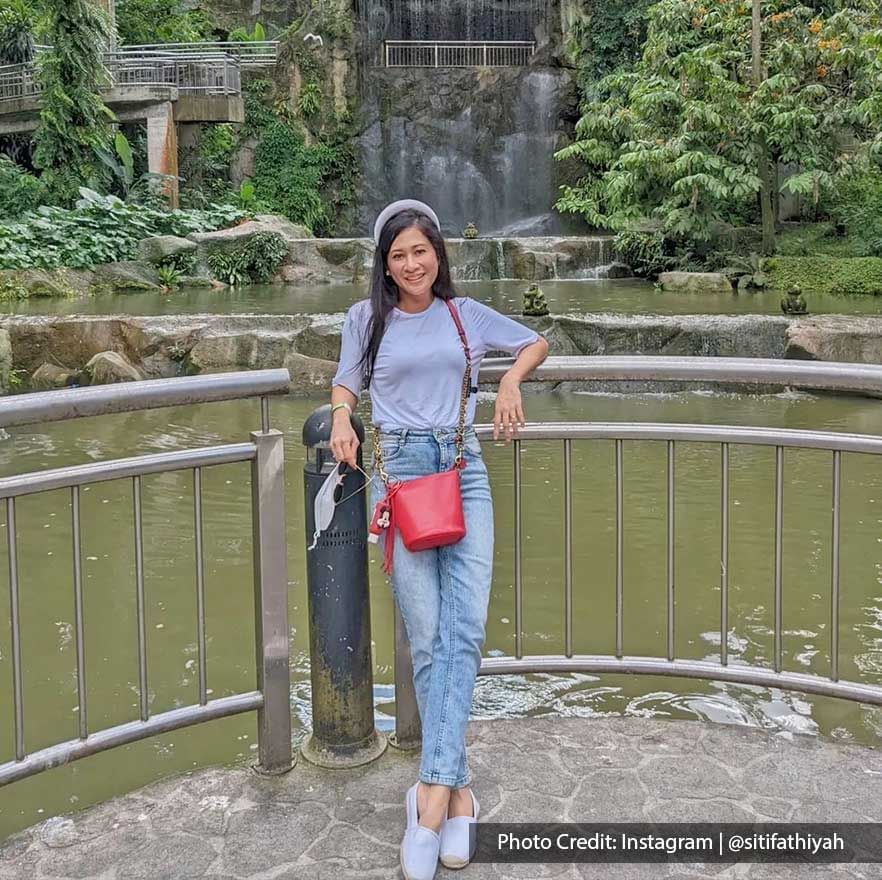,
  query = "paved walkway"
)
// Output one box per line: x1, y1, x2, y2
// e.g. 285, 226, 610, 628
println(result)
2, 717, 882, 879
